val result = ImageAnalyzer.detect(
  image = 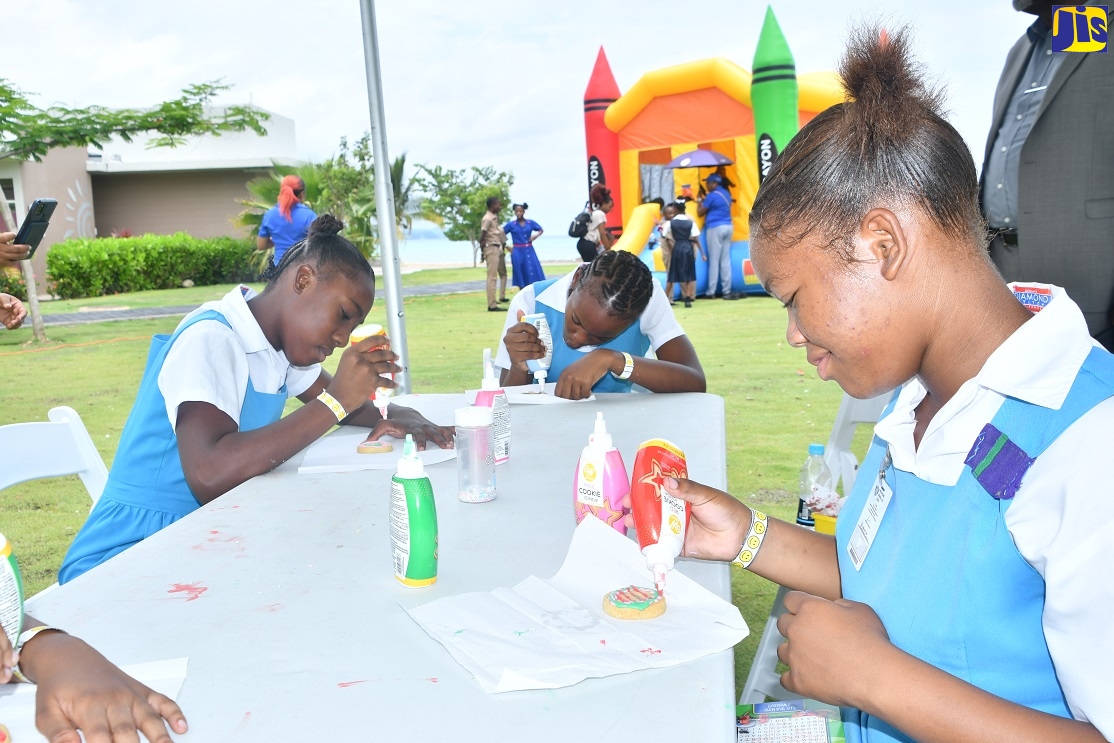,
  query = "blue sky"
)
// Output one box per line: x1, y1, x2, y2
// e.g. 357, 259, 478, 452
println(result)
5, 0, 1033, 233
